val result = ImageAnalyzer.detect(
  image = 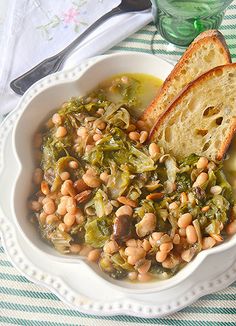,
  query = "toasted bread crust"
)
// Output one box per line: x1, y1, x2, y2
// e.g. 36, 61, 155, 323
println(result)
150, 63, 236, 161
142, 30, 231, 127
193, 30, 231, 61
217, 117, 236, 160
